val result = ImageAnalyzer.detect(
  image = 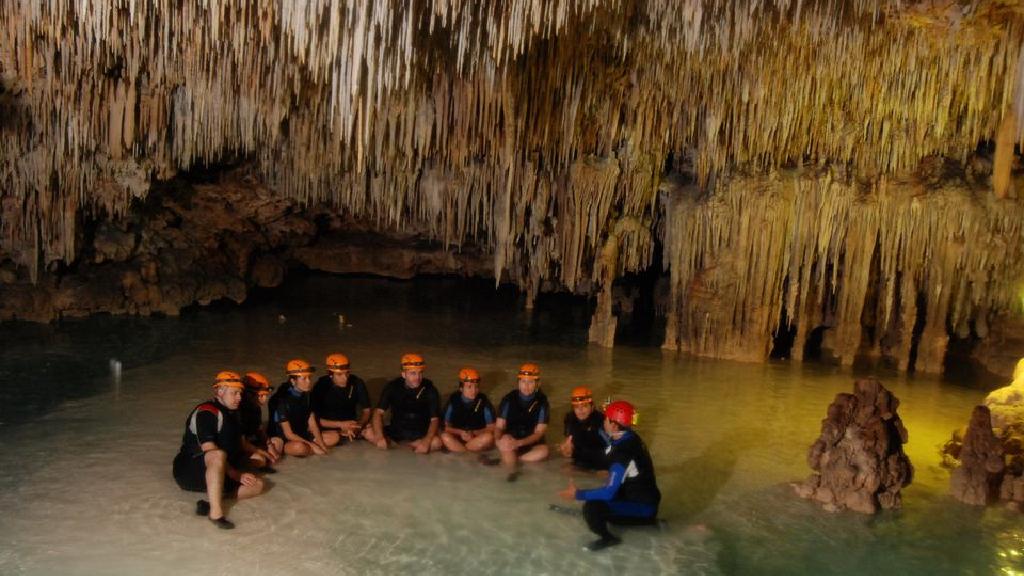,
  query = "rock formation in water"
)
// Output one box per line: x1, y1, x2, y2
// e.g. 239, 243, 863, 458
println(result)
2, 2, 1024, 375
794, 378, 913, 514
948, 406, 1005, 505
943, 360, 1024, 511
